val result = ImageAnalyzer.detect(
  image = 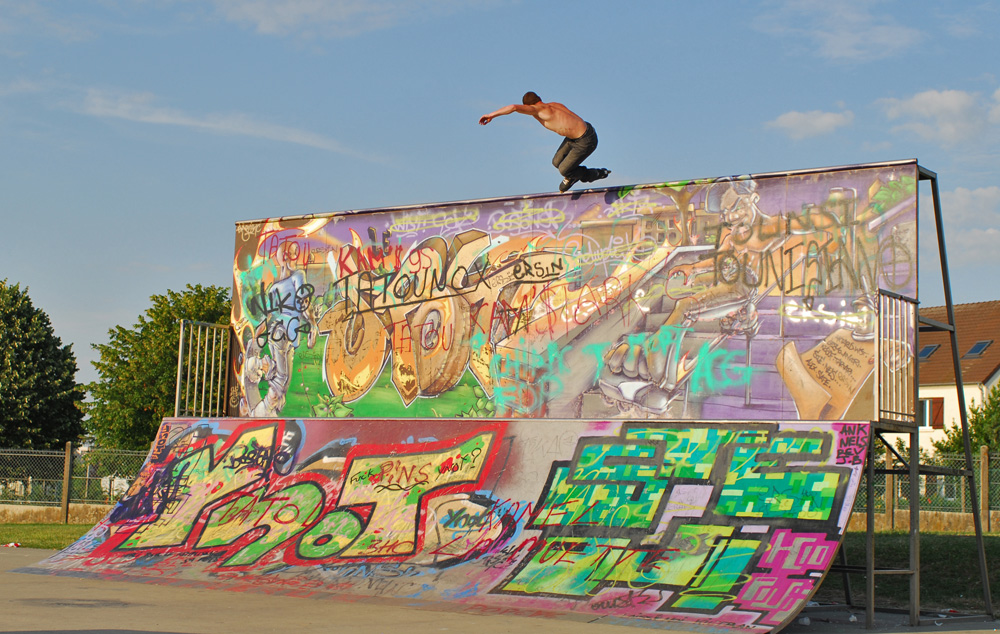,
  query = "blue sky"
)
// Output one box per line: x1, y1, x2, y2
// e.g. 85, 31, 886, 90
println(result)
2, 0, 999, 384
